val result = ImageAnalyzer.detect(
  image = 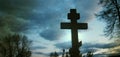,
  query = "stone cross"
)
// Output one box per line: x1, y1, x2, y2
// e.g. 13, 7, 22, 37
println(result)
61, 9, 88, 57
